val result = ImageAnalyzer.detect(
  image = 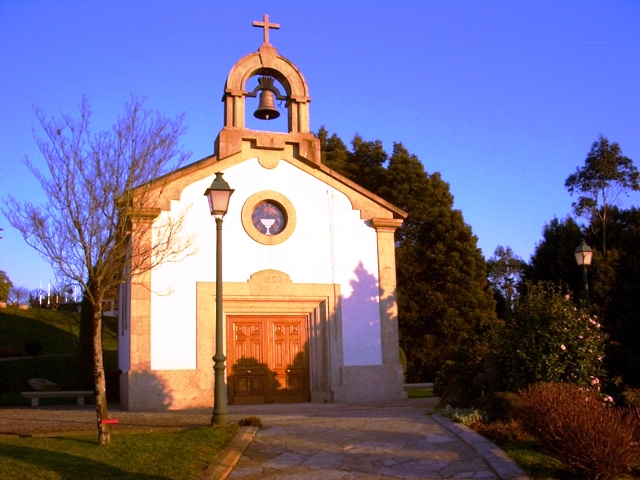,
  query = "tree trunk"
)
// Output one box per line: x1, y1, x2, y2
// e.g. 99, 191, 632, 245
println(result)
91, 293, 110, 445
79, 292, 94, 389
